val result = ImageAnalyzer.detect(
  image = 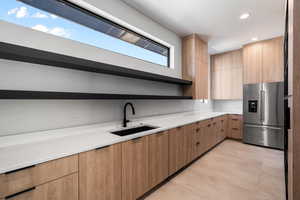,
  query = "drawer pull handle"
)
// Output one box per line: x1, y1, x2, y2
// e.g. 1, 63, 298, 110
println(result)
156, 132, 165, 137
196, 142, 200, 146
5, 165, 36, 175
232, 128, 239, 130
231, 119, 239, 121
132, 137, 143, 142
95, 145, 111, 151
208, 124, 211, 127
196, 128, 200, 132
5, 187, 36, 199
